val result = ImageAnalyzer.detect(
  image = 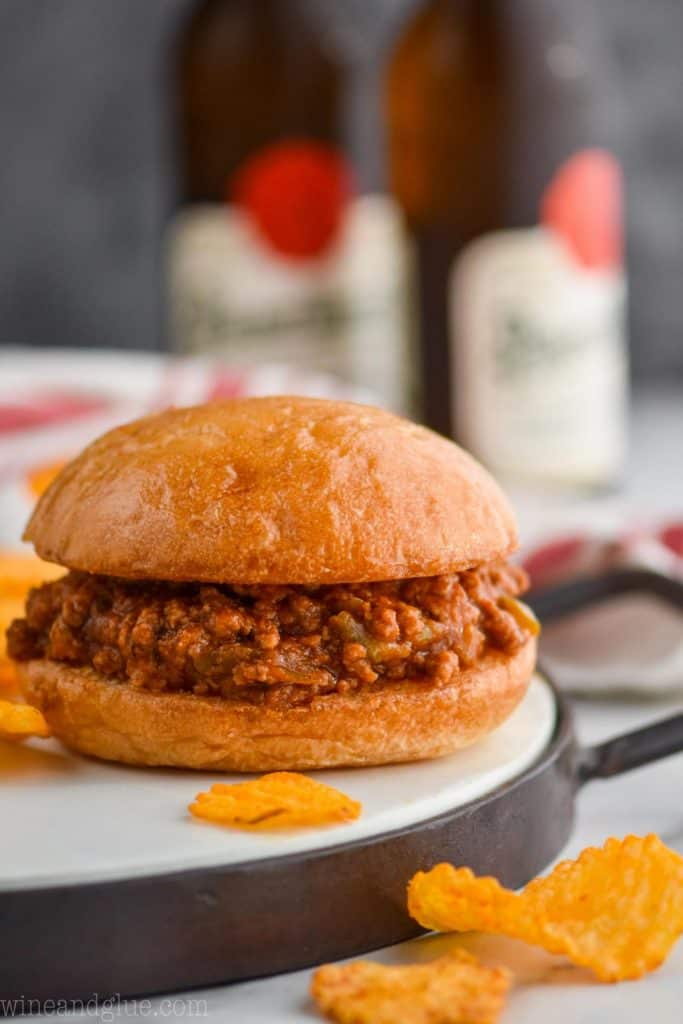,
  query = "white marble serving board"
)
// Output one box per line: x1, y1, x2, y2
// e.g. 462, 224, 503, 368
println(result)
0, 674, 555, 891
